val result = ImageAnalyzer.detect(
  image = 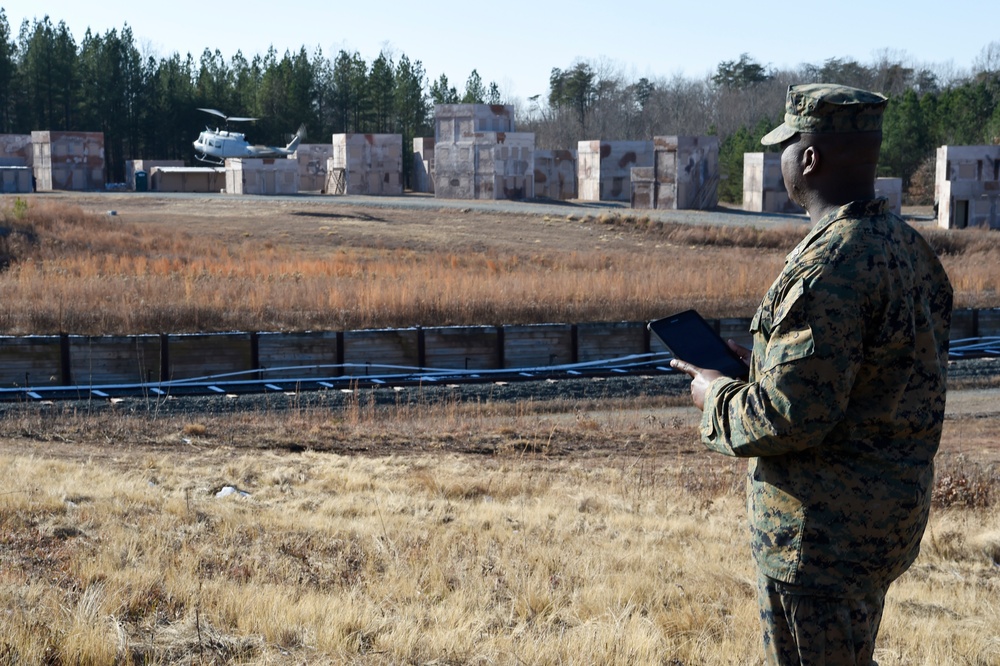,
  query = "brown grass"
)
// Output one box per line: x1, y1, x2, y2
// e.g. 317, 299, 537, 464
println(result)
0, 400, 997, 665
3, 198, 996, 335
